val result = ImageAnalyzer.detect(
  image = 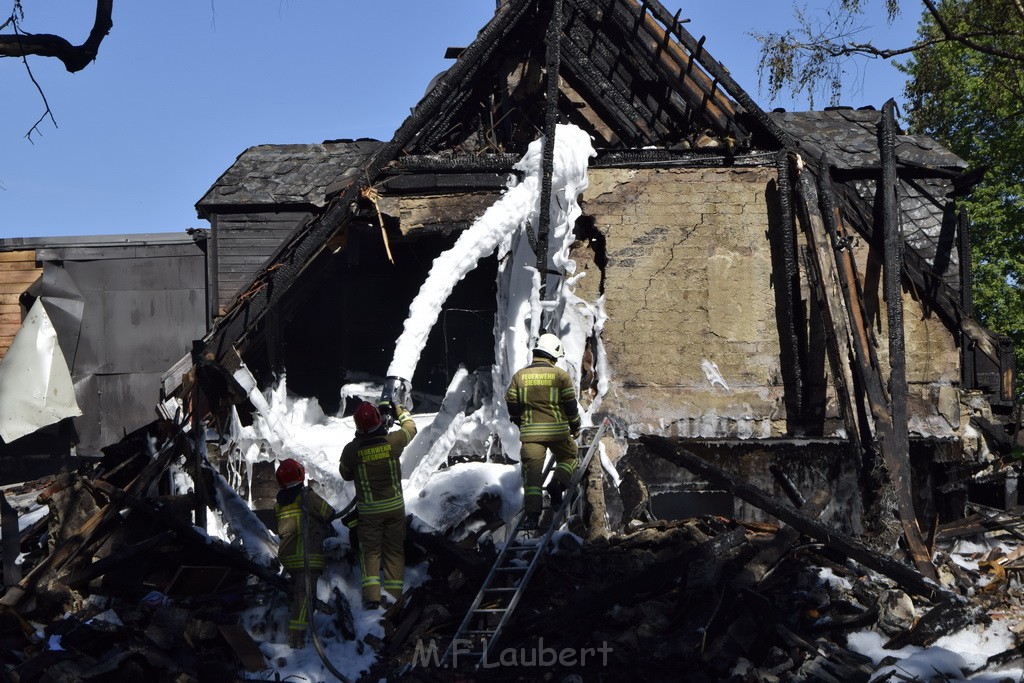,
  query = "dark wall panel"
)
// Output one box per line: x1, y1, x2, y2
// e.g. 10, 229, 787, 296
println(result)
215, 211, 309, 310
